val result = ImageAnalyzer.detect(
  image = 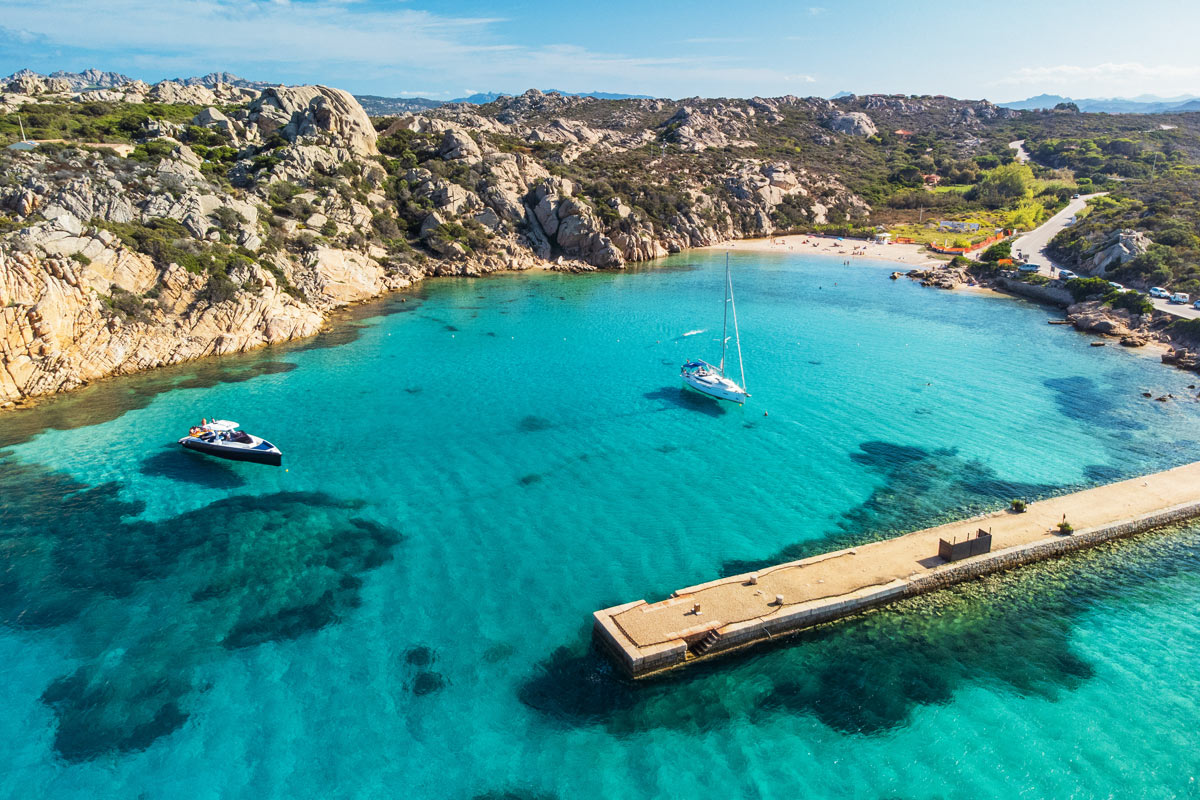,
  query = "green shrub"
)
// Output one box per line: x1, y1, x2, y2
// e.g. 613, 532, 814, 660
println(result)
213, 206, 247, 232
1010, 499, 1027, 513
103, 285, 147, 320
94, 218, 251, 279
1065, 276, 1113, 301
198, 272, 238, 306
1168, 318, 1200, 344
980, 240, 1012, 262
1105, 290, 1153, 315
428, 220, 492, 254
128, 139, 176, 165
69, 252, 91, 266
